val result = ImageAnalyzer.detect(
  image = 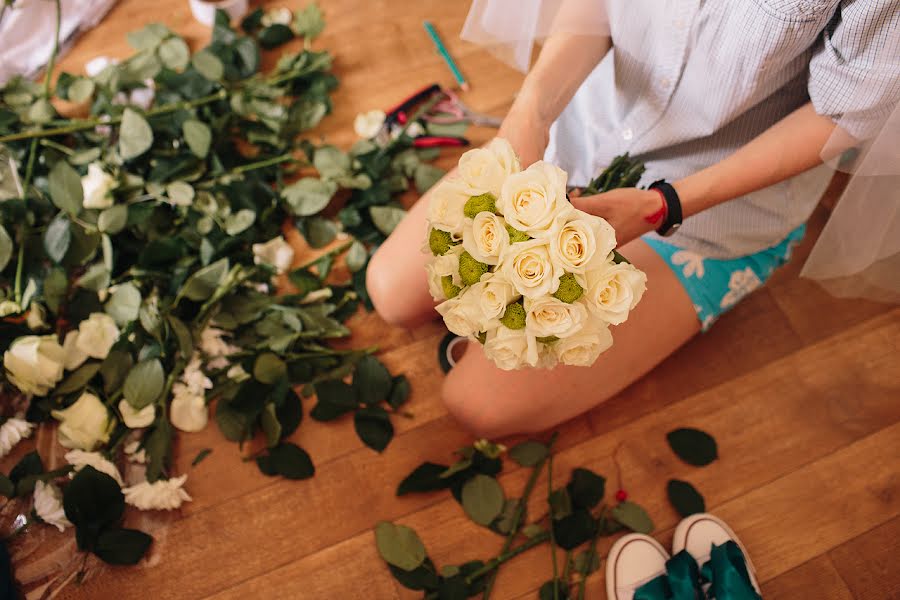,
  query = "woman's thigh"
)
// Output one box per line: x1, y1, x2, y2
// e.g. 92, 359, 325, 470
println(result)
366, 195, 438, 328
442, 238, 700, 438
